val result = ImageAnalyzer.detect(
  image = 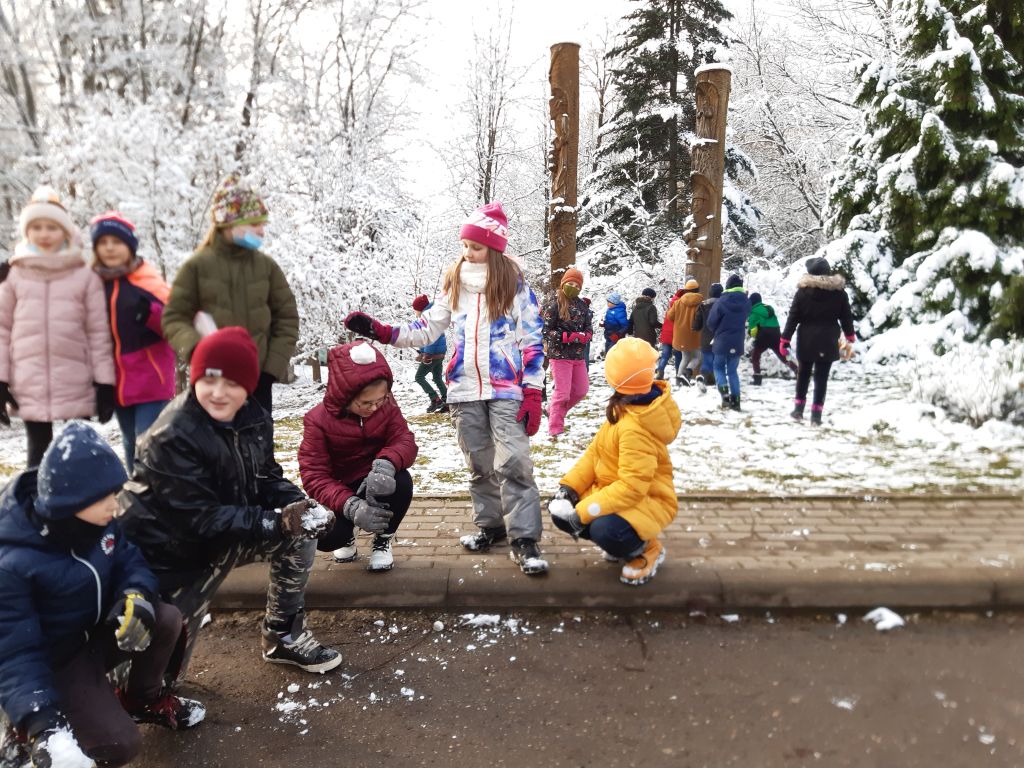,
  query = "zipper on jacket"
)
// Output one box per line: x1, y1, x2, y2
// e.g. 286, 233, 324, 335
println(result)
71, 551, 103, 624
230, 431, 253, 502
474, 294, 483, 398
44, 281, 51, 419
110, 280, 126, 405
145, 347, 166, 386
